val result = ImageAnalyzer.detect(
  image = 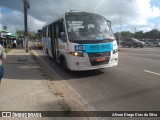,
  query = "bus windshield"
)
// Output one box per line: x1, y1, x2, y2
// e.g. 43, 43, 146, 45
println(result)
66, 14, 115, 42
